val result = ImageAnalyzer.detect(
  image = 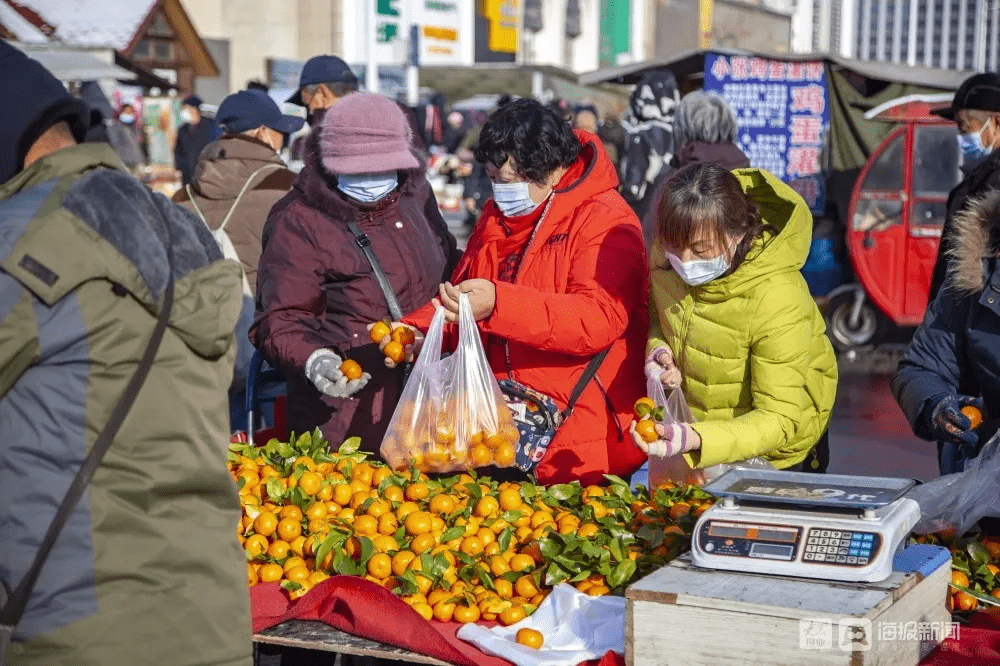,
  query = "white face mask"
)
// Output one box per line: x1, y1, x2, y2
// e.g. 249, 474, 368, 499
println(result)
491, 181, 542, 218
118, 113, 135, 124
337, 172, 399, 203
665, 249, 732, 286
180, 109, 195, 124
